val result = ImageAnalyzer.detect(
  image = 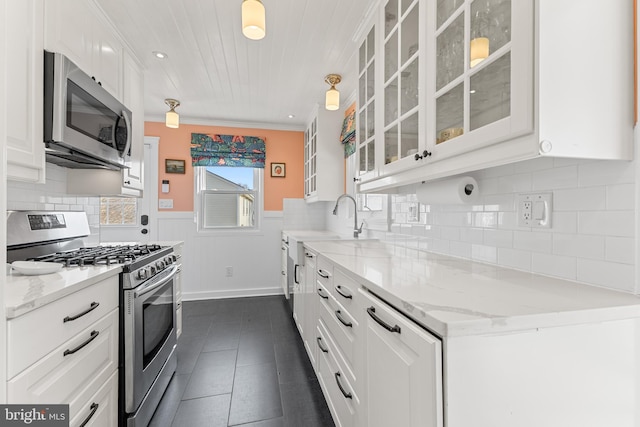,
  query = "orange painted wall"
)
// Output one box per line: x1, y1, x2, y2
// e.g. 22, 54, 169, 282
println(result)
144, 122, 304, 211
